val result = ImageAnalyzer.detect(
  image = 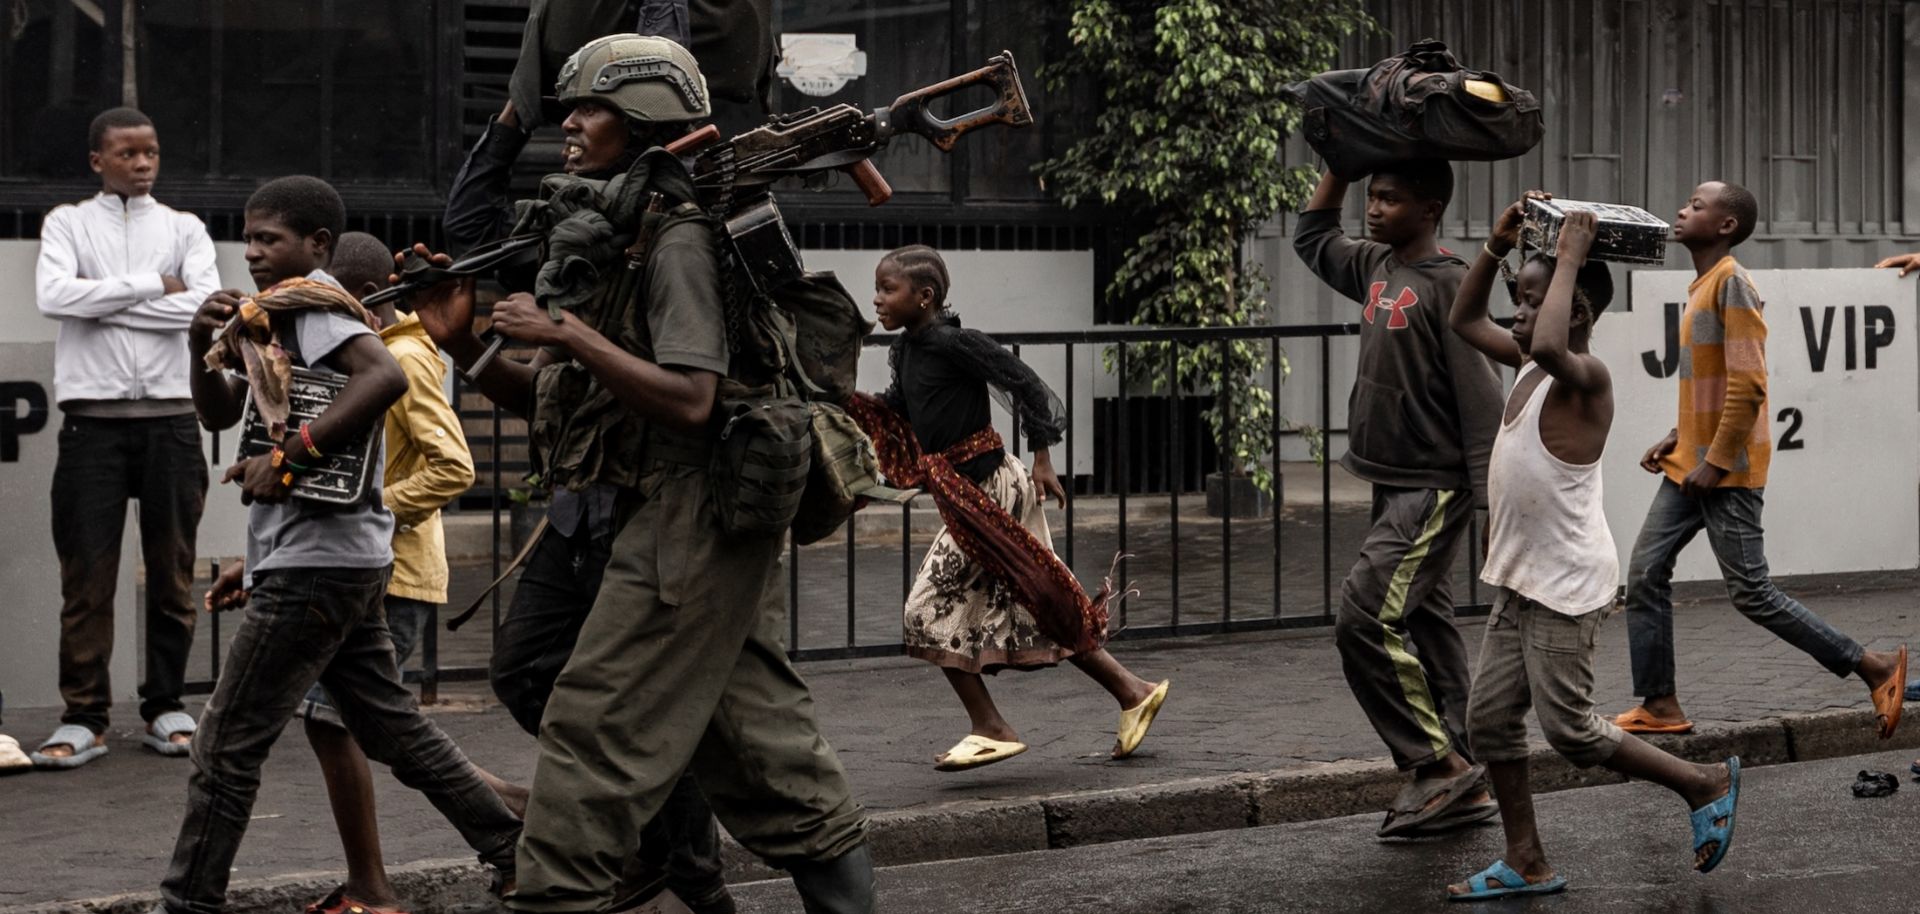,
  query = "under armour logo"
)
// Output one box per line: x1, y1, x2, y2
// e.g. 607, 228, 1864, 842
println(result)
1365, 282, 1419, 330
